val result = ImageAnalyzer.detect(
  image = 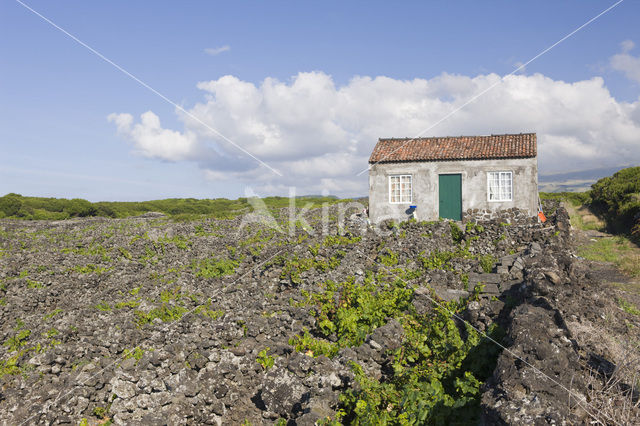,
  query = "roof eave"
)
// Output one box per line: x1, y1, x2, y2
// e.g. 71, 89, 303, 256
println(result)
368, 155, 537, 164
